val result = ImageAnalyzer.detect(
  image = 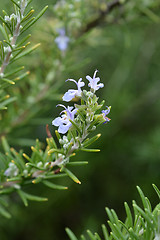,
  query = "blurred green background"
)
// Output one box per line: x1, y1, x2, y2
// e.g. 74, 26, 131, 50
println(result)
1, 0, 160, 239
